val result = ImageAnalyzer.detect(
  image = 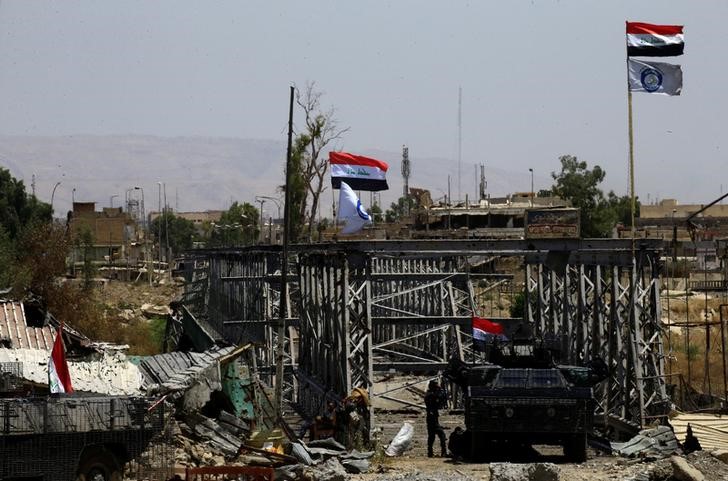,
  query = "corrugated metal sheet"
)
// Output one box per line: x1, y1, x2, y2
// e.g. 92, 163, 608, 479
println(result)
0, 301, 56, 350
137, 346, 237, 391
